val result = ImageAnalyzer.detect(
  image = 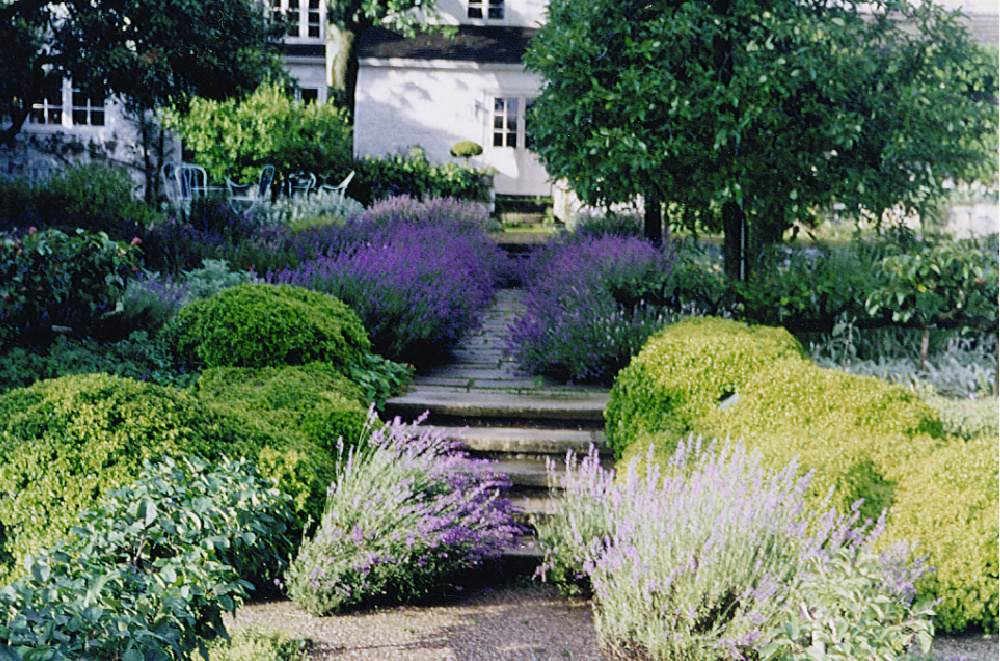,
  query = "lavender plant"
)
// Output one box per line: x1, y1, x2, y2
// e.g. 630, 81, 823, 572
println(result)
274, 197, 502, 363
508, 235, 681, 384
537, 439, 932, 661
285, 414, 520, 615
